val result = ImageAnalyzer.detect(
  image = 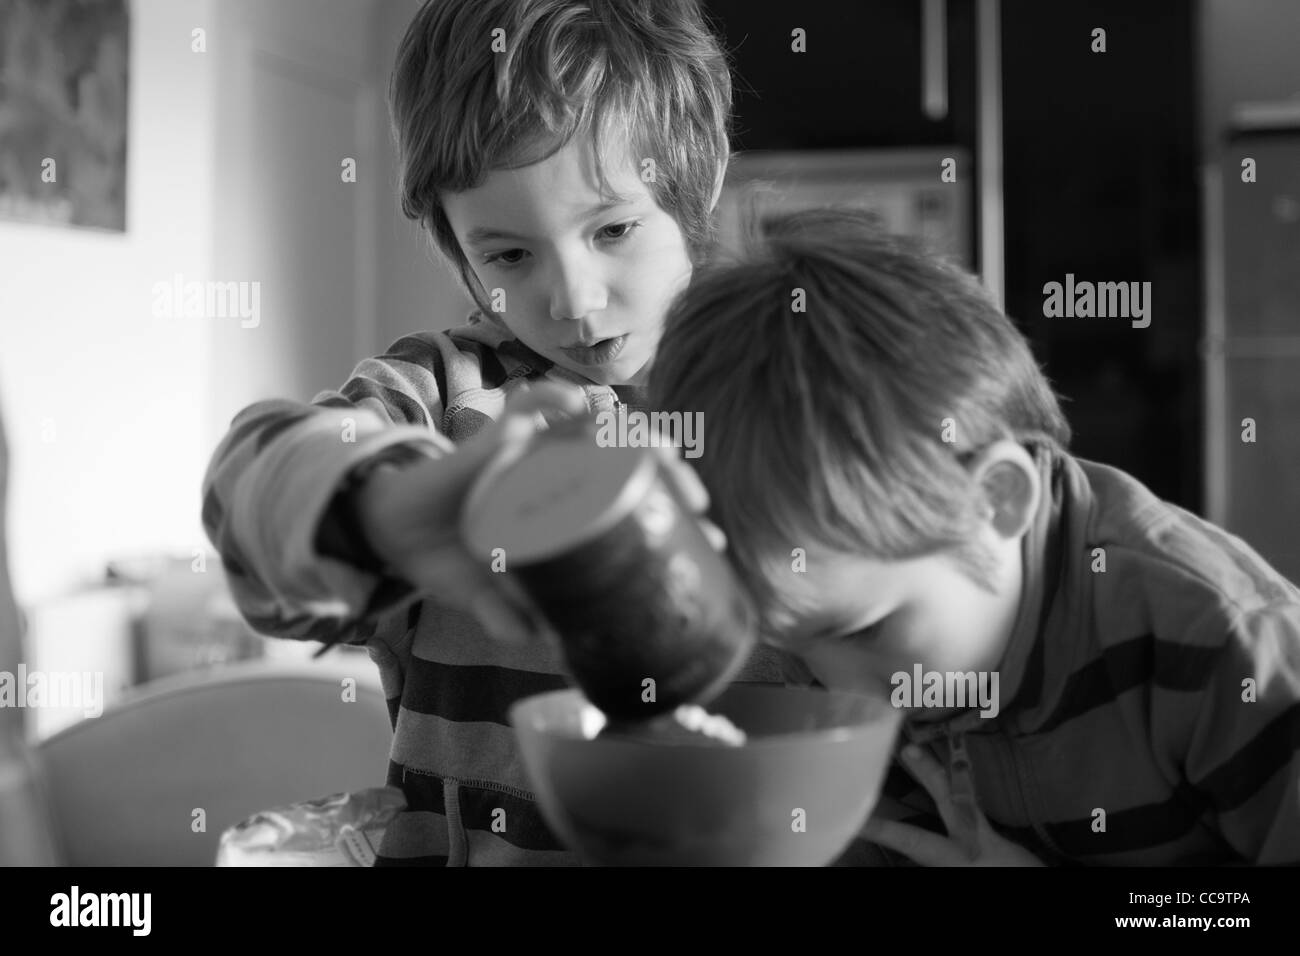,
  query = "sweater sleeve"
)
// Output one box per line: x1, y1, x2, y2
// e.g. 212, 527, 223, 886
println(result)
200, 332, 463, 645
1178, 602, 1300, 864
